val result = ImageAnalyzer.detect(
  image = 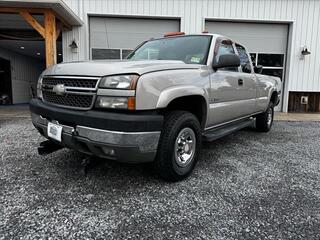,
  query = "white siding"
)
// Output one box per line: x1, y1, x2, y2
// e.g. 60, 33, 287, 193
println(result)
62, 0, 320, 111
0, 47, 44, 104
